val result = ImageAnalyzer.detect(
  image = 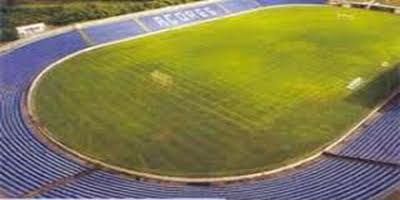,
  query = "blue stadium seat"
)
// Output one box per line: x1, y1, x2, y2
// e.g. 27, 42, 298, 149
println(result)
83, 20, 145, 44
35, 158, 400, 199
331, 100, 400, 165
0, 31, 89, 197
0, 31, 87, 87
256, 0, 327, 6
139, 4, 228, 31
220, 0, 261, 13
